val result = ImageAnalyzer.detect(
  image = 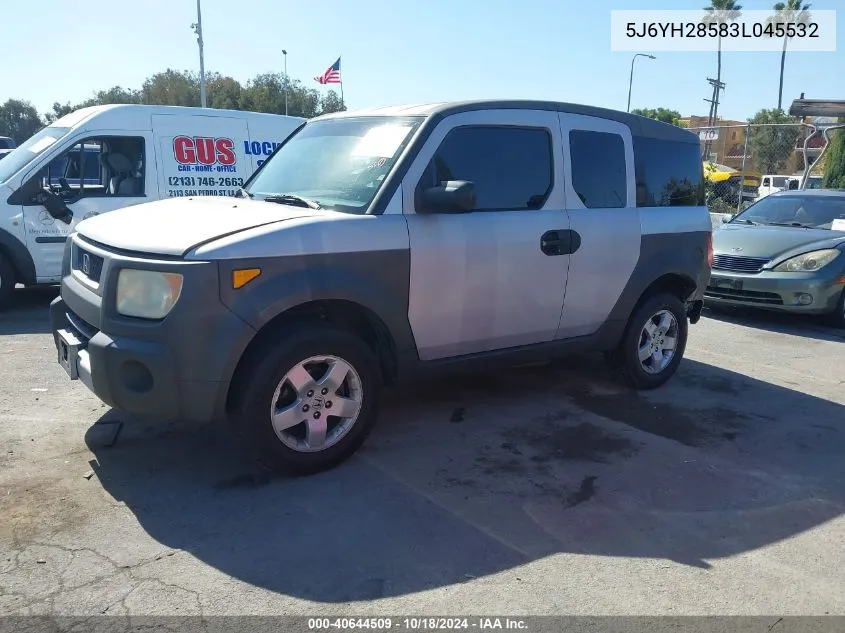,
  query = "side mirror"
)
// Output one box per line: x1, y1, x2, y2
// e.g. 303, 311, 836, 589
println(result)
418, 180, 476, 214
41, 189, 73, 224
